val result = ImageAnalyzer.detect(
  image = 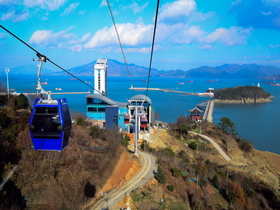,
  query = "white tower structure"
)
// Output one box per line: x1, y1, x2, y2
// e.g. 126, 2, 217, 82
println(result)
94, 59, 108, 96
